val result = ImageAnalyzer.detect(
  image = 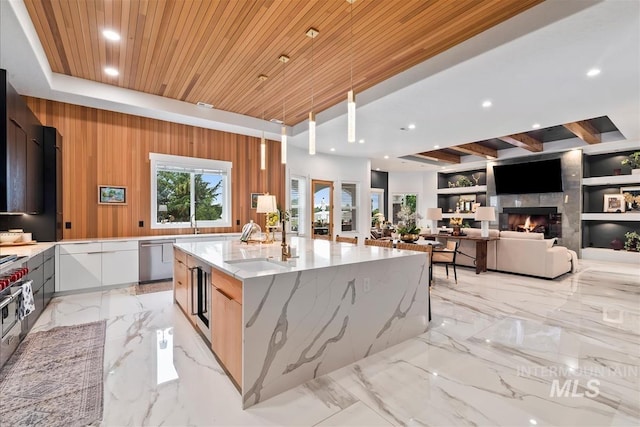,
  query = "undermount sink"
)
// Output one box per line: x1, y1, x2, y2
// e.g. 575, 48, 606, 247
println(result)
224, 258, 290, 273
